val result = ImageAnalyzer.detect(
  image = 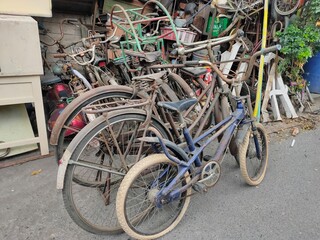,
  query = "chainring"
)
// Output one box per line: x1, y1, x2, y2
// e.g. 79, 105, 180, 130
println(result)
200, 160, 221, 187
